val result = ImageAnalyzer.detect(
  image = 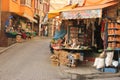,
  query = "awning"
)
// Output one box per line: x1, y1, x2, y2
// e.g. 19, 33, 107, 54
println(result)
61, 1, 118, 19
14, 12, 37, 23
23, 13, 37, 23
70, 1, 118, 11
84, 0, 114, 6
62, 9, 102, 19
48, 4, 78, 18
